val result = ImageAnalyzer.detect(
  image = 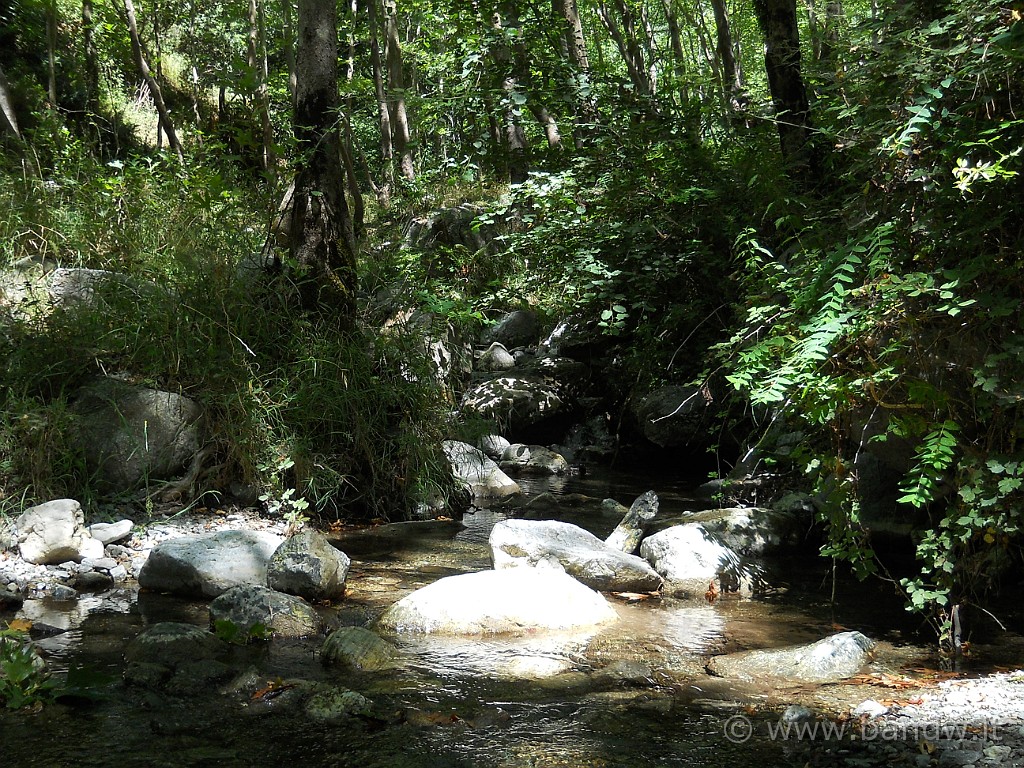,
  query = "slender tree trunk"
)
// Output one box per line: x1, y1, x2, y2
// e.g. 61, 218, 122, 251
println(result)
83, 0, 100, 113
121, 0, 183, 162
290, 0, 357, 322
248, 0, 276, 175
661, 0, 700, 141
753, 0, 817, 179
46, 0, 58, 106
384, 0, 415, 181
552, 0, 597, 140
597, 0, 655, 110
821, 1, 844, 63
493, 1, 530, 184
0, 63, 21, 139
340, 114, 365, 238
368, 0, 393, 204
282, 0, 297, 104
710, 0, 742, 99
153, 0, 163, 147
